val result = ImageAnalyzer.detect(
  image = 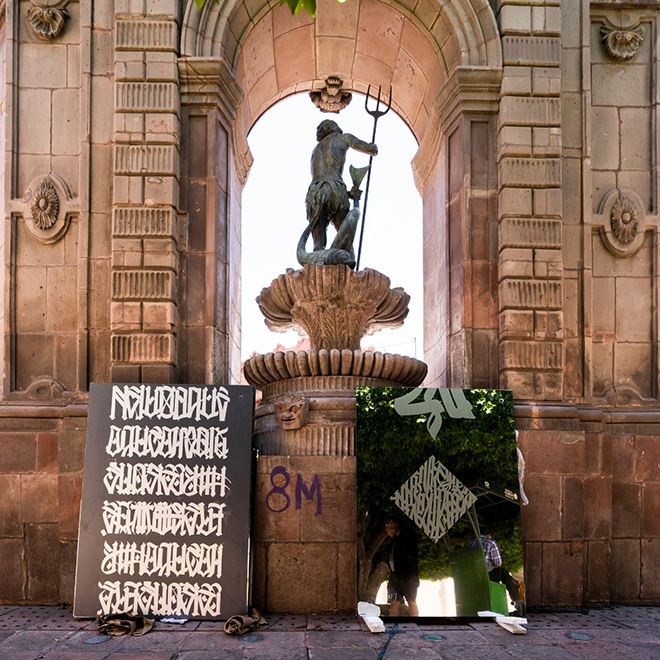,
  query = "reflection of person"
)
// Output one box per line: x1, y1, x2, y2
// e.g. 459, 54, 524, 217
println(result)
385, 517, 419, 616
465, 529, 521, 610
306, 120, 377, 251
